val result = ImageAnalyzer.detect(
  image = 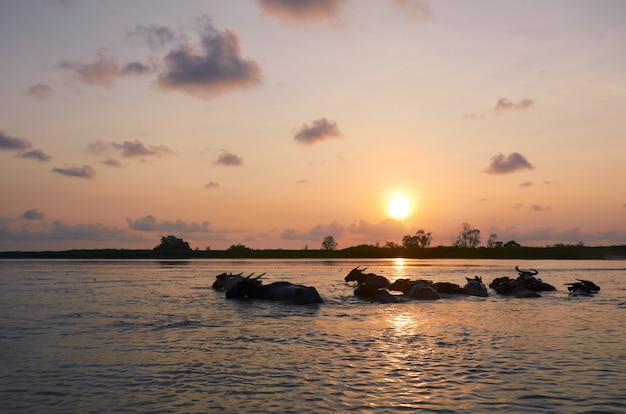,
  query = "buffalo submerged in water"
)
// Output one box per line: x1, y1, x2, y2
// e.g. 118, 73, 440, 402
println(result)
218, 274, 324, 305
